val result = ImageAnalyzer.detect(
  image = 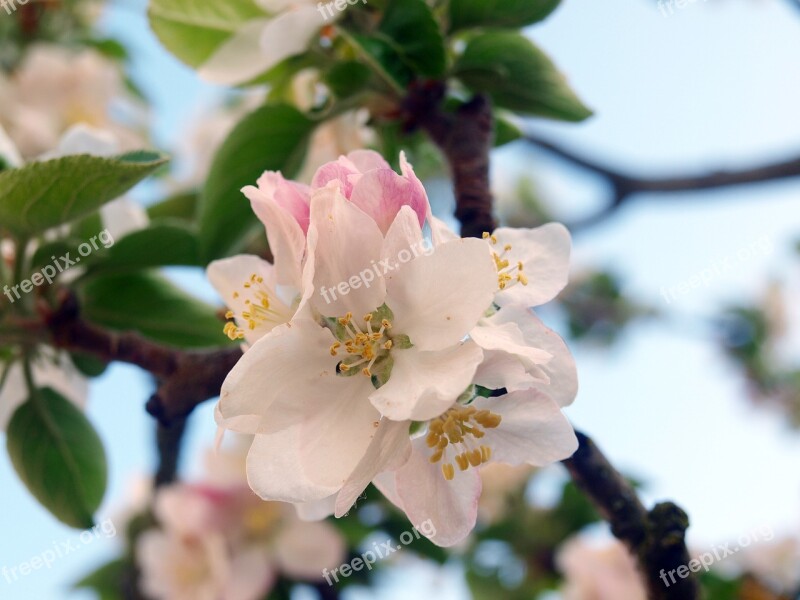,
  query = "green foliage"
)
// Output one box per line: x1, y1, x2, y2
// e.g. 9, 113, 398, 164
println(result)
324, 61, 373, 99
198, 104, 315, 261
6, 387, 107, 529
148, 0, 265, 68
87, 222, 200, 275
147, 190, 199, 223
74, 558, 128, 600
449, 0, 562, 32
79, 271, 230, 348
378, 0, 446, 78
454, 32, 592, 122
0, 151, 168, 236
